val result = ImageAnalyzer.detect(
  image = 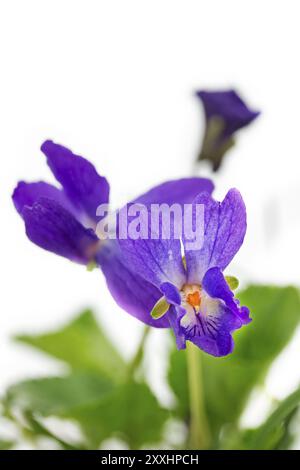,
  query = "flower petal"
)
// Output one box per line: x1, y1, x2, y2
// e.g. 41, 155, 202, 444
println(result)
196, 89, 260, 138
41, 140, 110, 225
12, 181, 75, 216
202, 267, 250, 323
168, 305, 187, 350
177, 302, 242, 357
187, 312, 237, 356
117, 204, 186, 289
96, 241, 169, 328
160, 282, 181, 305
23, 197, 99, 264
133, 178, 214, 205
183, 188, 247, 282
